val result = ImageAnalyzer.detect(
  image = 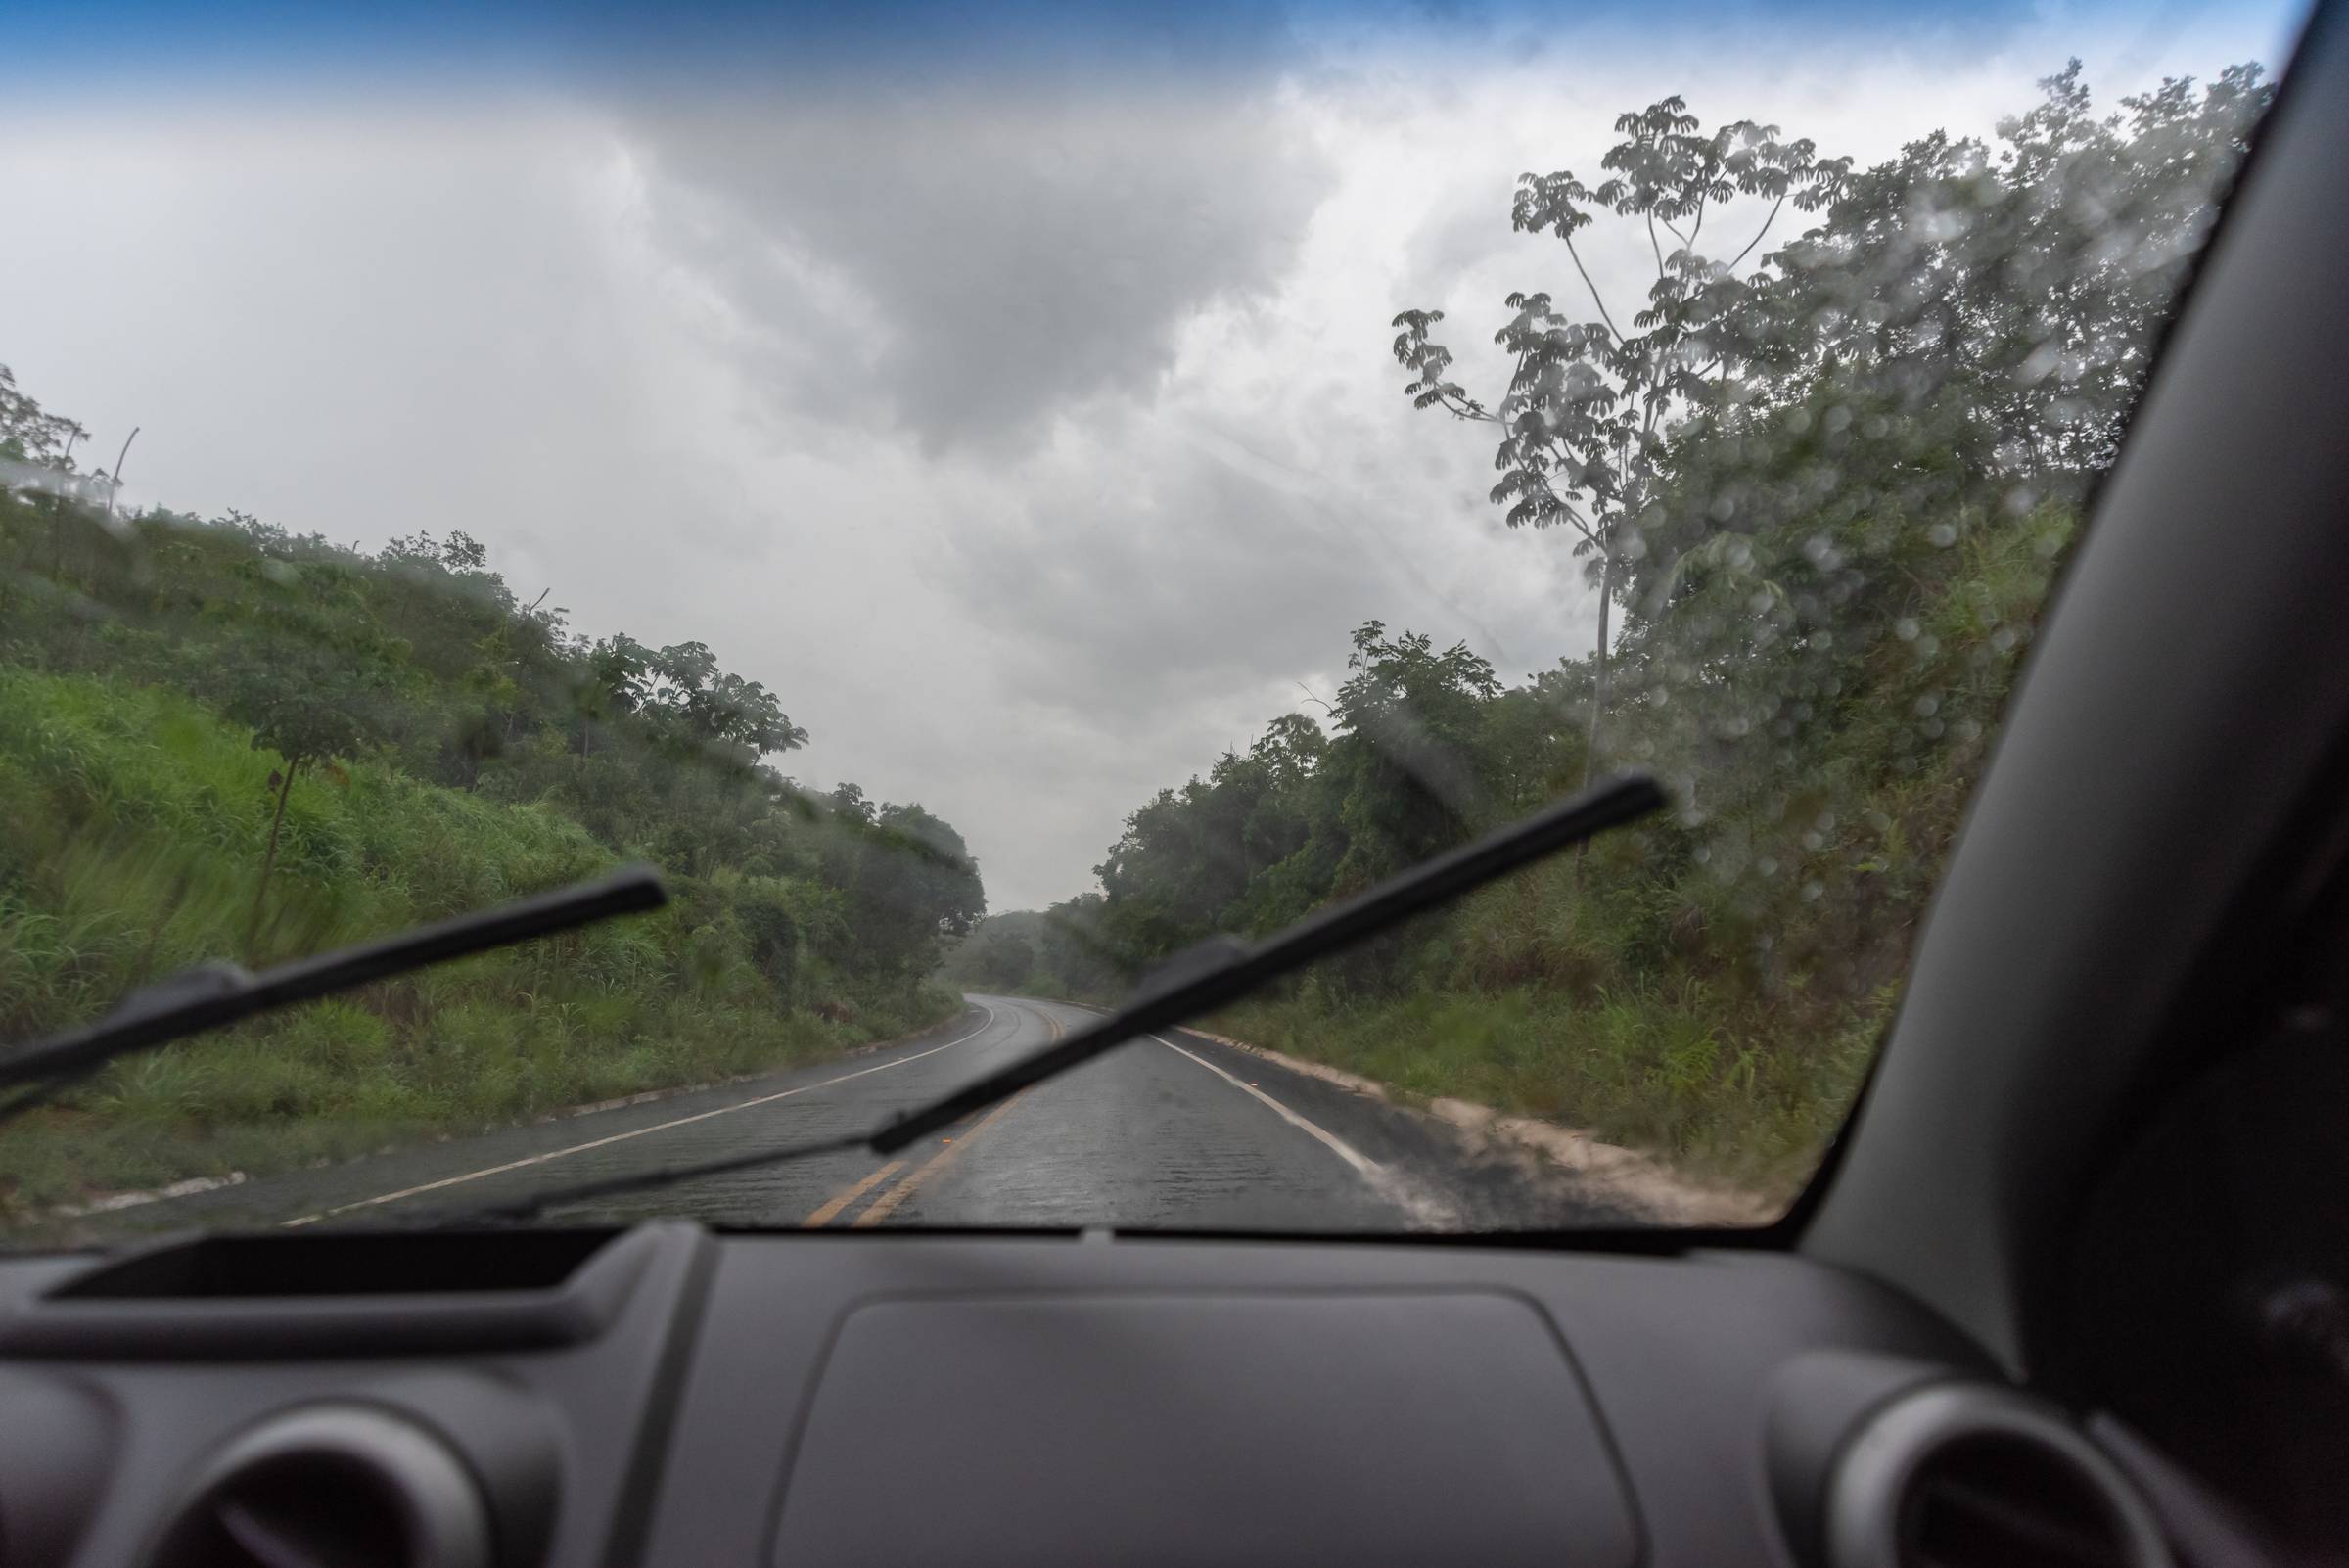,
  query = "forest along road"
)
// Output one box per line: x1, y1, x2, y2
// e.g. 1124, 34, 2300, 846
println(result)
141, 995, 1646, 1233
